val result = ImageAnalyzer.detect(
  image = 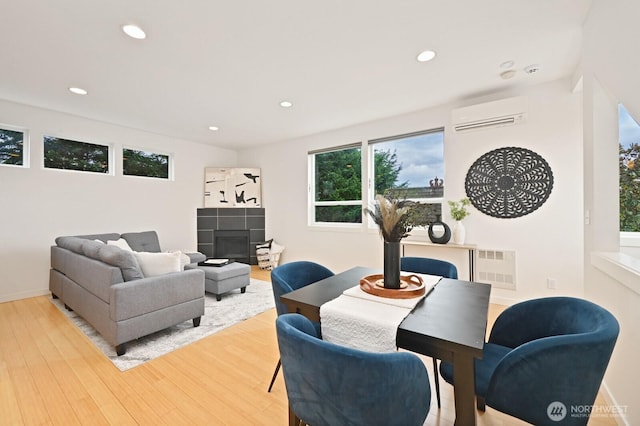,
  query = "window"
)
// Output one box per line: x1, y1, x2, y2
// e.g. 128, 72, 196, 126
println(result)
310, 144, 362, 224
308, 128, 446, 226
123, 148, 170, 179
44, 136, 109, 173
369, 129, 445, 223
619, 104, 640, 236
0, 126, 27, 167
